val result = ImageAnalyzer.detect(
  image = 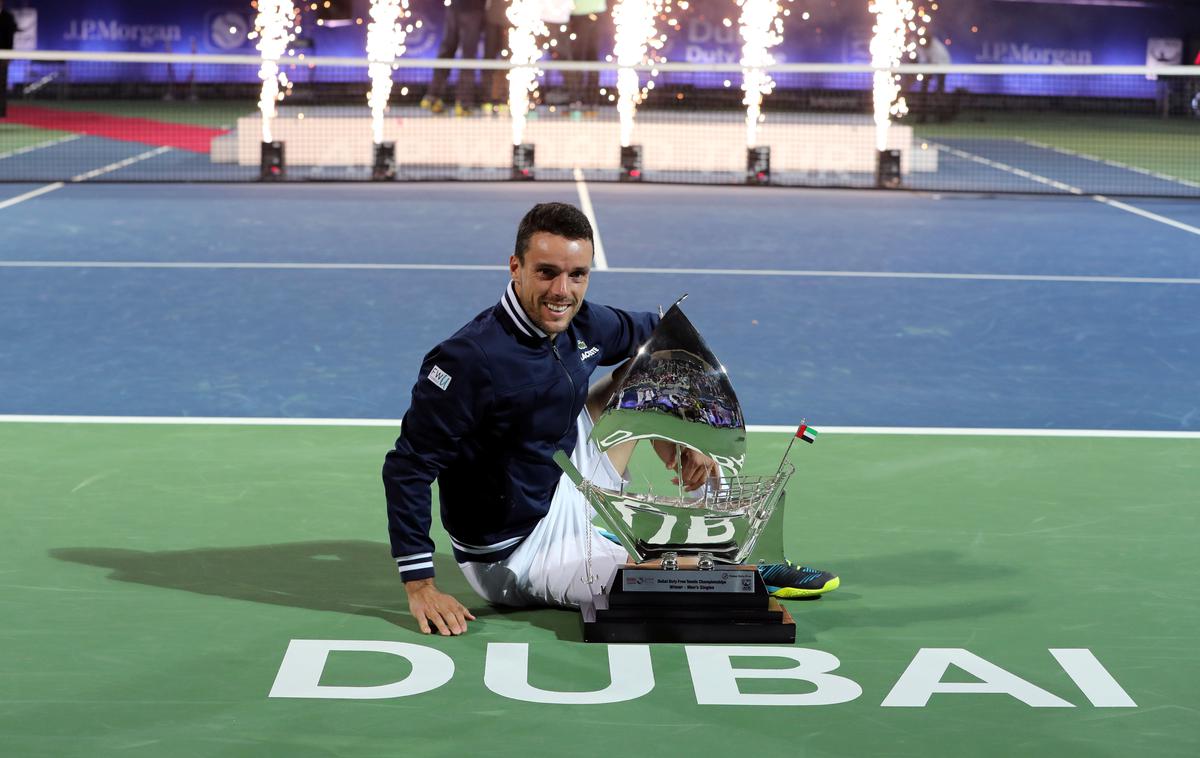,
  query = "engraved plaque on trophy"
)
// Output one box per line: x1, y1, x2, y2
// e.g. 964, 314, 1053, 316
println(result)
554, 298, 803, 643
